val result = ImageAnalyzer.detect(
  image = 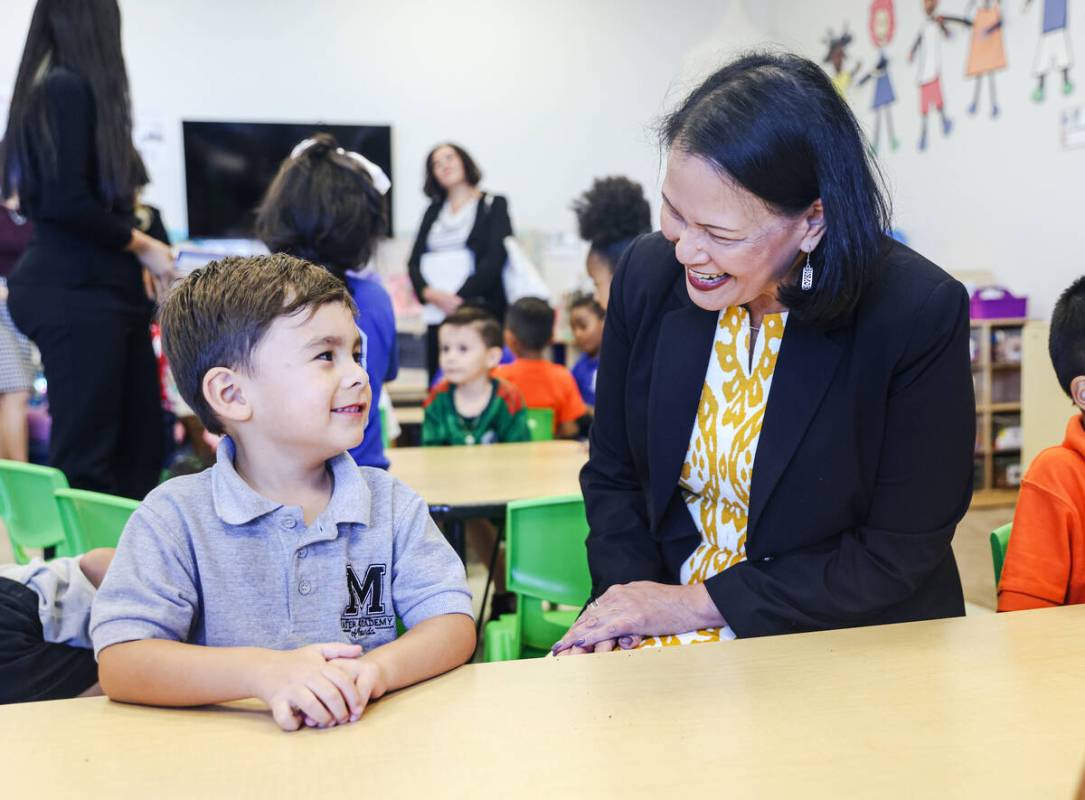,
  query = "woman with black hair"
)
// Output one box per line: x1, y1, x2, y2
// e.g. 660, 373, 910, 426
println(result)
257, 132, 398, 470
554, 52, 974, 655
407, 143, 512, 382
571, 176, 651, 310
1, 0, 175, 499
